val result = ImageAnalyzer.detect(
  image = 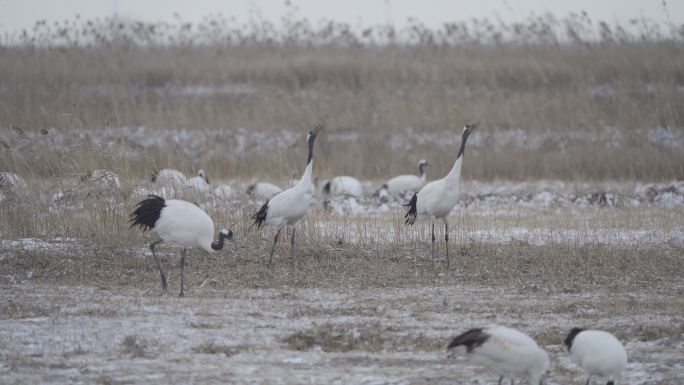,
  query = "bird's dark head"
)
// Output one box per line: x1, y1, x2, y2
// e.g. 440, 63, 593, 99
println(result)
246, 184, 255, 194
306, 124, 324, 164
564, 327, 585, 351
463, 121, 480, 137
198, 169, 209, 184
307, 124, 324, 144
211, 228, 235, 251
219, 228, 234, 241
150, 170, 158, 182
